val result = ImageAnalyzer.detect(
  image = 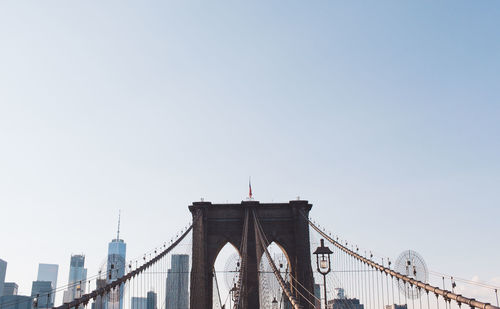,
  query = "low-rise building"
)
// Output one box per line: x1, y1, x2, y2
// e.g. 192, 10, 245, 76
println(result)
2, 283, 18, 296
